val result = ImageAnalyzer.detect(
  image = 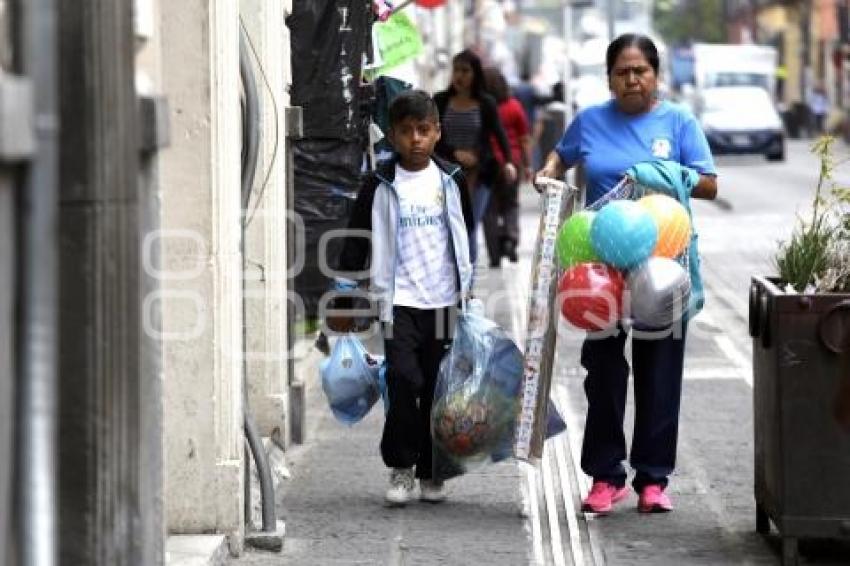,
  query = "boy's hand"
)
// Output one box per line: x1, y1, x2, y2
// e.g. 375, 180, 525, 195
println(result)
326, 315, 354, 333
